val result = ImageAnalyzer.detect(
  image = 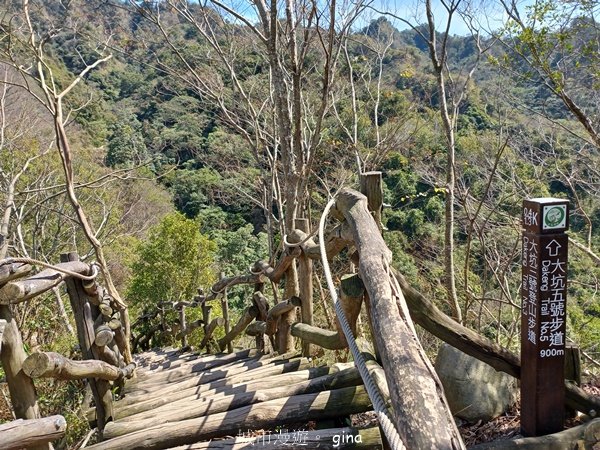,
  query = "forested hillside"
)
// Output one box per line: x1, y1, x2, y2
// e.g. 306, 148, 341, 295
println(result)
0, 0, 599, 447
